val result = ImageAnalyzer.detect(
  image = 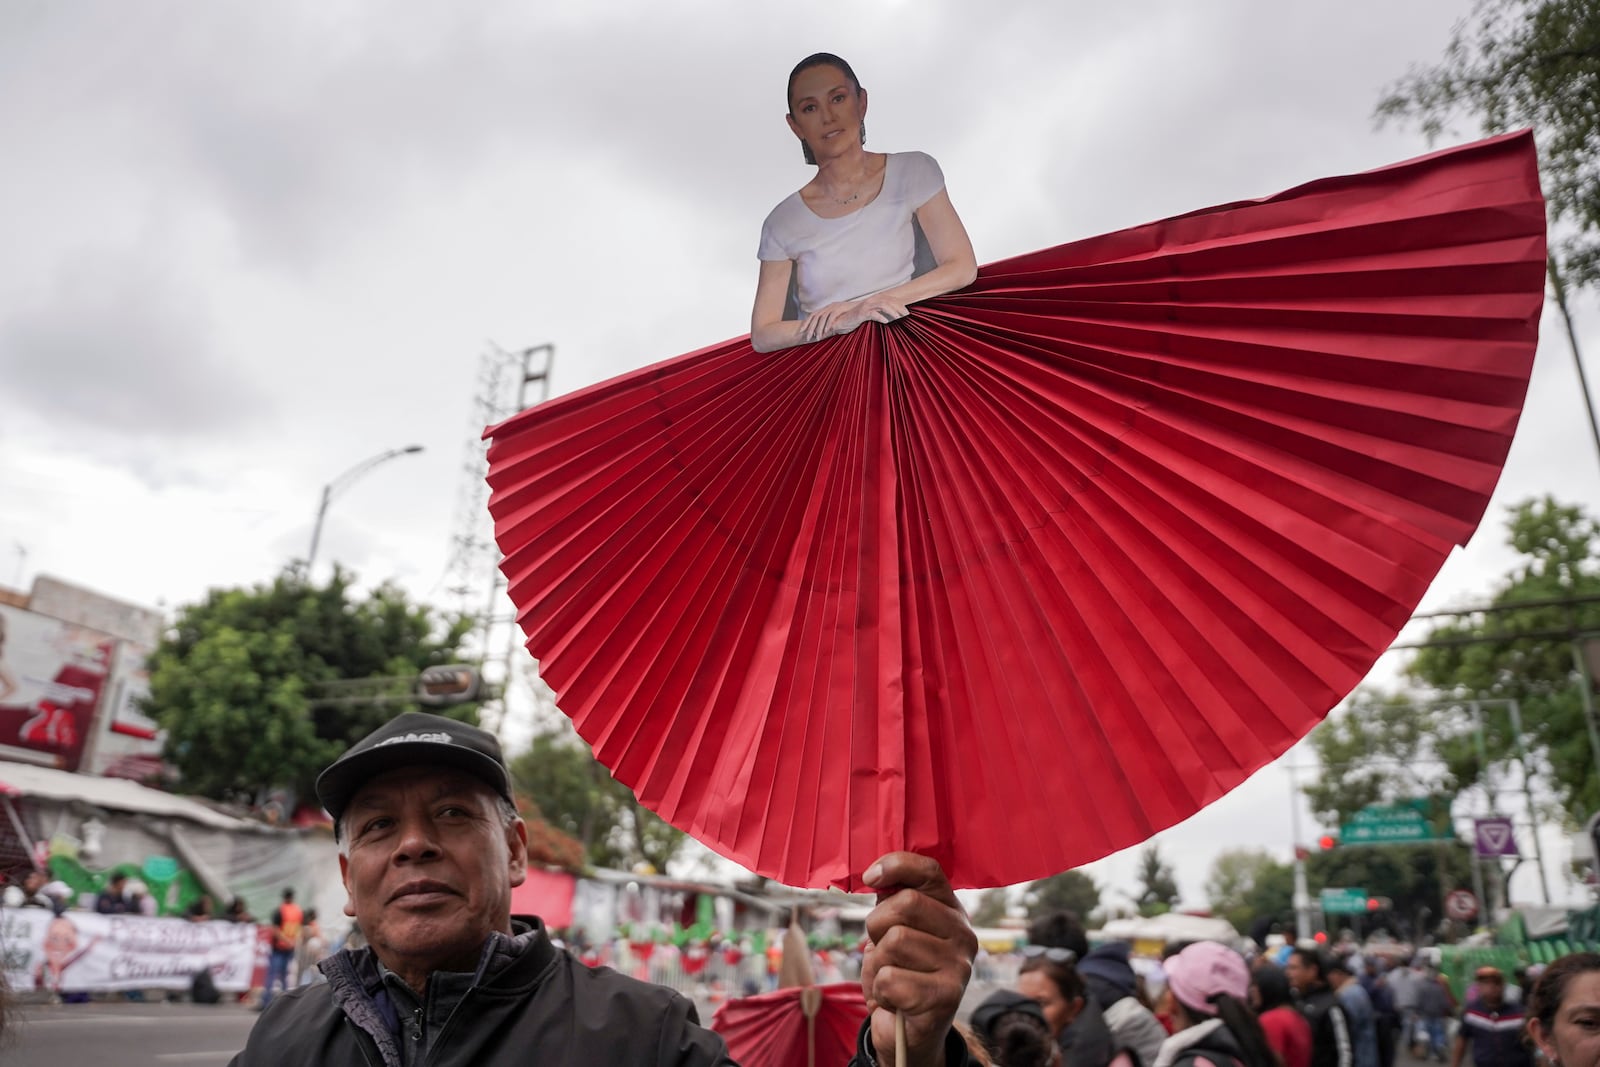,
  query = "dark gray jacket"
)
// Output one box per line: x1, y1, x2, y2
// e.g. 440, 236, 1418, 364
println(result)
228, 917, 975, 1067
228, 919, 733, 1067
